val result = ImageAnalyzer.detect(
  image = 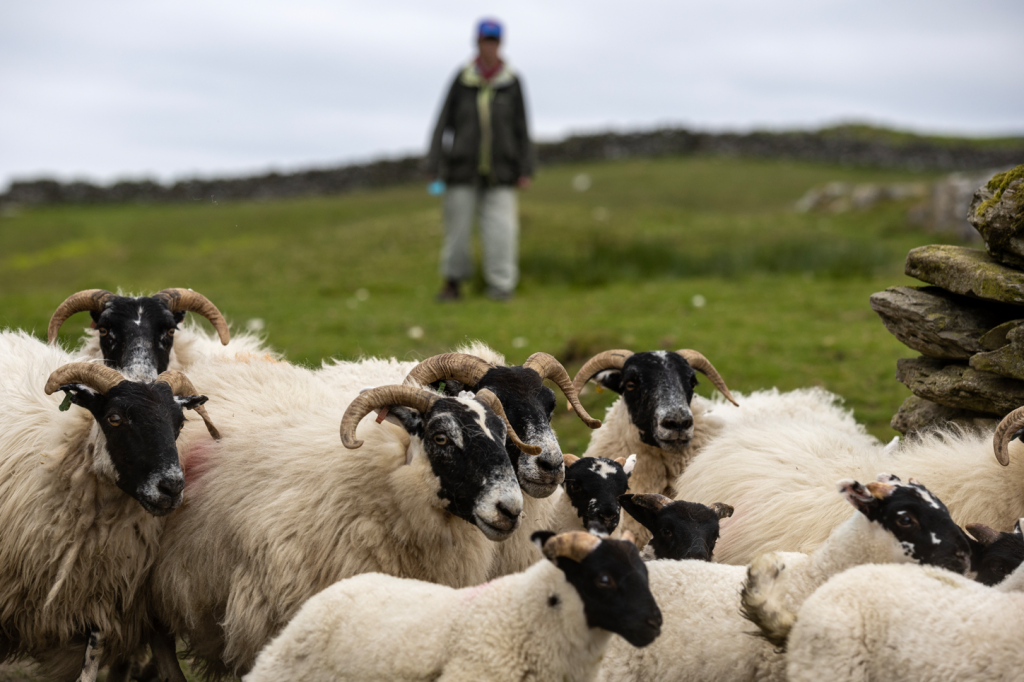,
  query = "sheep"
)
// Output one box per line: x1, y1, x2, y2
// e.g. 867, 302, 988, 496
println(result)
783, 561, 1024, 682
673, 396, 1024, 564
570, 348, 738, 546
965, 518, 1024, 586
0, 330, 218, 682
47, 287, 262, 381
245, 531, 662, 682
148, 356, 532, 677
618, 493, 733, 561
399, 345, 602, 578
544, 454, 636, 536
595, 474, 969, 682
